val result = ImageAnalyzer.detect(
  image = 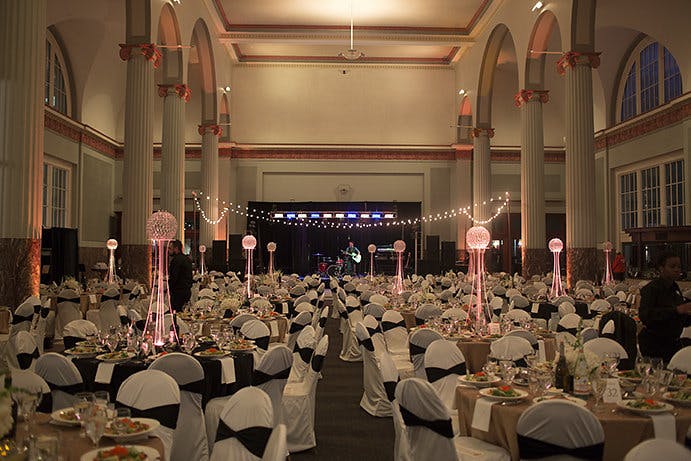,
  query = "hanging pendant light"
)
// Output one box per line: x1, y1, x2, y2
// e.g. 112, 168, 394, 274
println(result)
338, 0, 365, 61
